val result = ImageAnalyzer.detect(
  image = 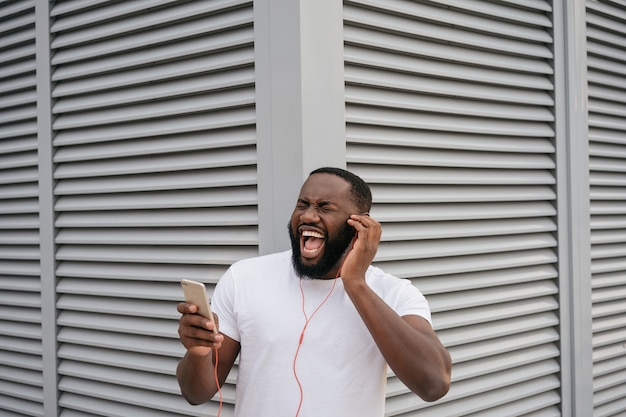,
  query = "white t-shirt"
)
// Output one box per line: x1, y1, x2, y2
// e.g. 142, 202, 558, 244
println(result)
212, 250, 431, 417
